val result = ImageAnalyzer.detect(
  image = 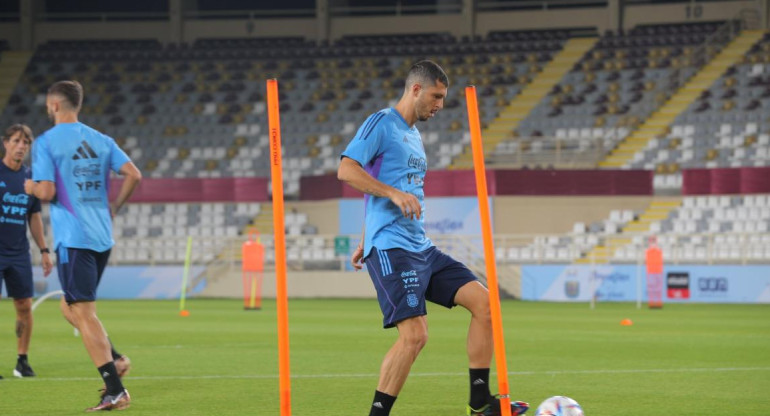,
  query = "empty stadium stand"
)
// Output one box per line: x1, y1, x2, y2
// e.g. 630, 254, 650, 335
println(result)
1, 30, 574, 199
